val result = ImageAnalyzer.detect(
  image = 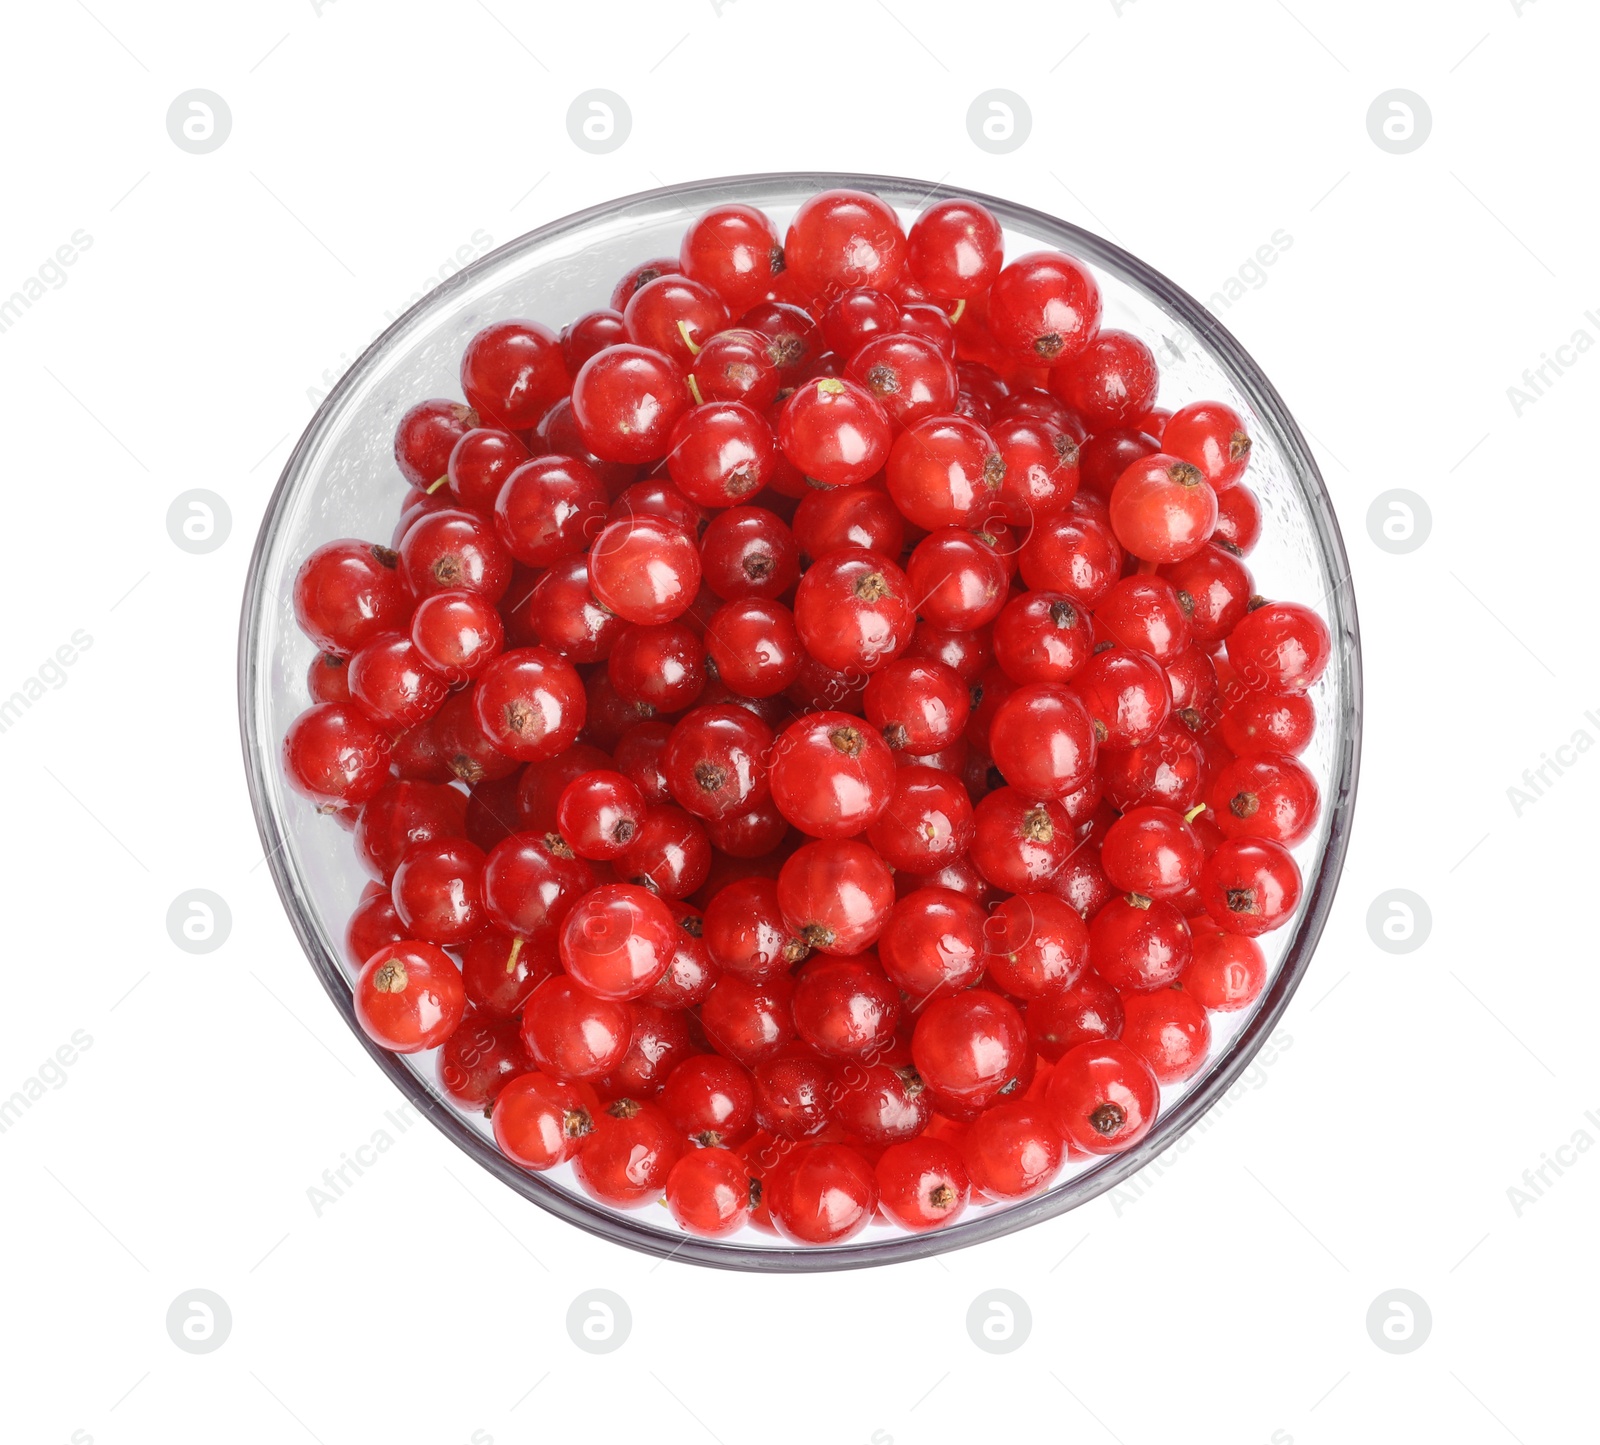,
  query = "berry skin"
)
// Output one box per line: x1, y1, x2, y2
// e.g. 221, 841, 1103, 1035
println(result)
307, 650, 352, 705
559, 883, 680, 1000
573, 1099, 684, 1207
845, 332, 959, 431
905, 529, 1009, 630
588, 516, 703, 625
665, 1147, 753, 1236
987, 683, 1097, 799
794, 483, 905, 562
906, 198, 1003, 299
1163, 400, 1252, 489
1199, 837, 1302, 936
346, 885, 407, 967
608, 621, 706, 712
830, 1058, 932, 1144
354, 779, 469, 881
987, 251, 1102, 366
1025, 972, 1124, 1061
1090, 893, 1193, 992
1017, 511, 1123, 607
1214, 483, 1263, 555
993, 591, 1092, 685
1046, 1040, 1160, 1155
556, 770, 646, 861
661, 1055, 757, 1149
875, 1138, 971, 1231
1225, 601, 1333, 694
663, 704, 774, 822
785, 189, 907, 297
794, 546, 915, 674
1050, 329, 1159, 430
355, 942, 466, 1053
1120, 988, 1211, 1084
561, 308, 629, 374
752, 1049, 834, 1140
765, 1142, 879, 1244
702, 876, 809, 982
982, 892, 1091, 1000
961, 1102, 1063, 1200
400, 508, 514, 603
623, 275, 729, 369
792, 956, 901, 1059
348, 632, 448, 727
611, 257, 680, 312
863, 658, 971, 756
437, 1011, 529, 1111
700, 973, 797, 1066
473, 647, 586, 762
969, 788, 1075, 894
1109, 454, 1218, 564
1075, 646, 1172, 750
704, 598, 802, 699
615, 805, 712, 900
395, 399, 477, 490
1100, 806, 1205, 899
411, 590, 505, 680
989, 415, 1081, 525
462, 929, 558, 1018
571, 344, 690, 464
283, 702, 392, 809
493, 1071, 595, 1170
520, 976, 633, 1082
820, 287, 903, 357
293, 539, 414, 656
1095, 576, 1194, 664
391, 837, 488, 946
1218, 689, 1316, 757
912, 989, 1030, 1111
666, 401, 775, 506
885, 415, 1005, 530
865, 765, 974, 873
520, 555, 626, 663
1207, 753, 1320, 845
769, 711, 897, 838
878, 886, 987, 1002
680, 202, 783, 310
778, 377, 892, 487
494, 456, 609, 568
460, 320, 568, 431
699, 505, 799, 600
1181, 926, 1268, 1010
777, 839, 895, 956
482, 831, 593, 942
1157, 546, 1252, 648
